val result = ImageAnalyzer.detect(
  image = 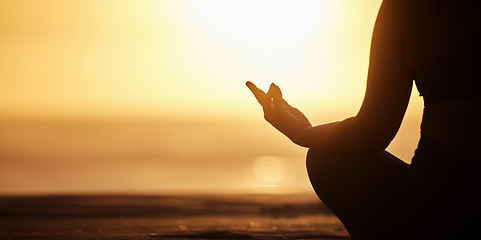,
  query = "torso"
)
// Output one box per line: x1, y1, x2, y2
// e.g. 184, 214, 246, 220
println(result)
402, 1, 481, 161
